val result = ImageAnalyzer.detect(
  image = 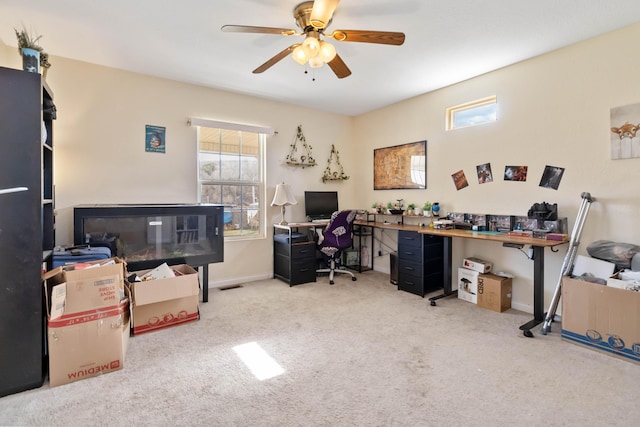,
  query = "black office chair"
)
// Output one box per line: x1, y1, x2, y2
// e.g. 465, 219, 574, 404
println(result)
316, 210, 358, 285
